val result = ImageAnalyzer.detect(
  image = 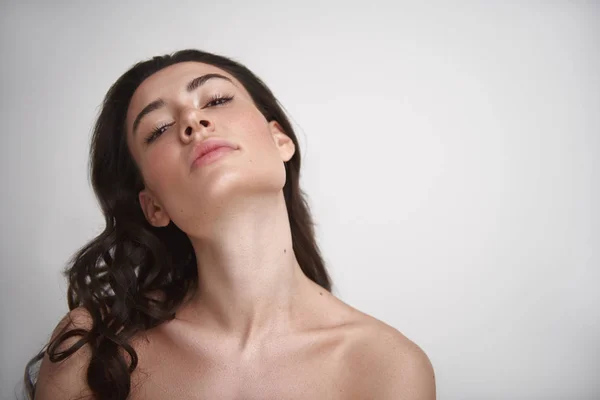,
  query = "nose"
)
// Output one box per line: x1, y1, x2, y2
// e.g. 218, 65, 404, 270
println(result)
179, 107, 214, 143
